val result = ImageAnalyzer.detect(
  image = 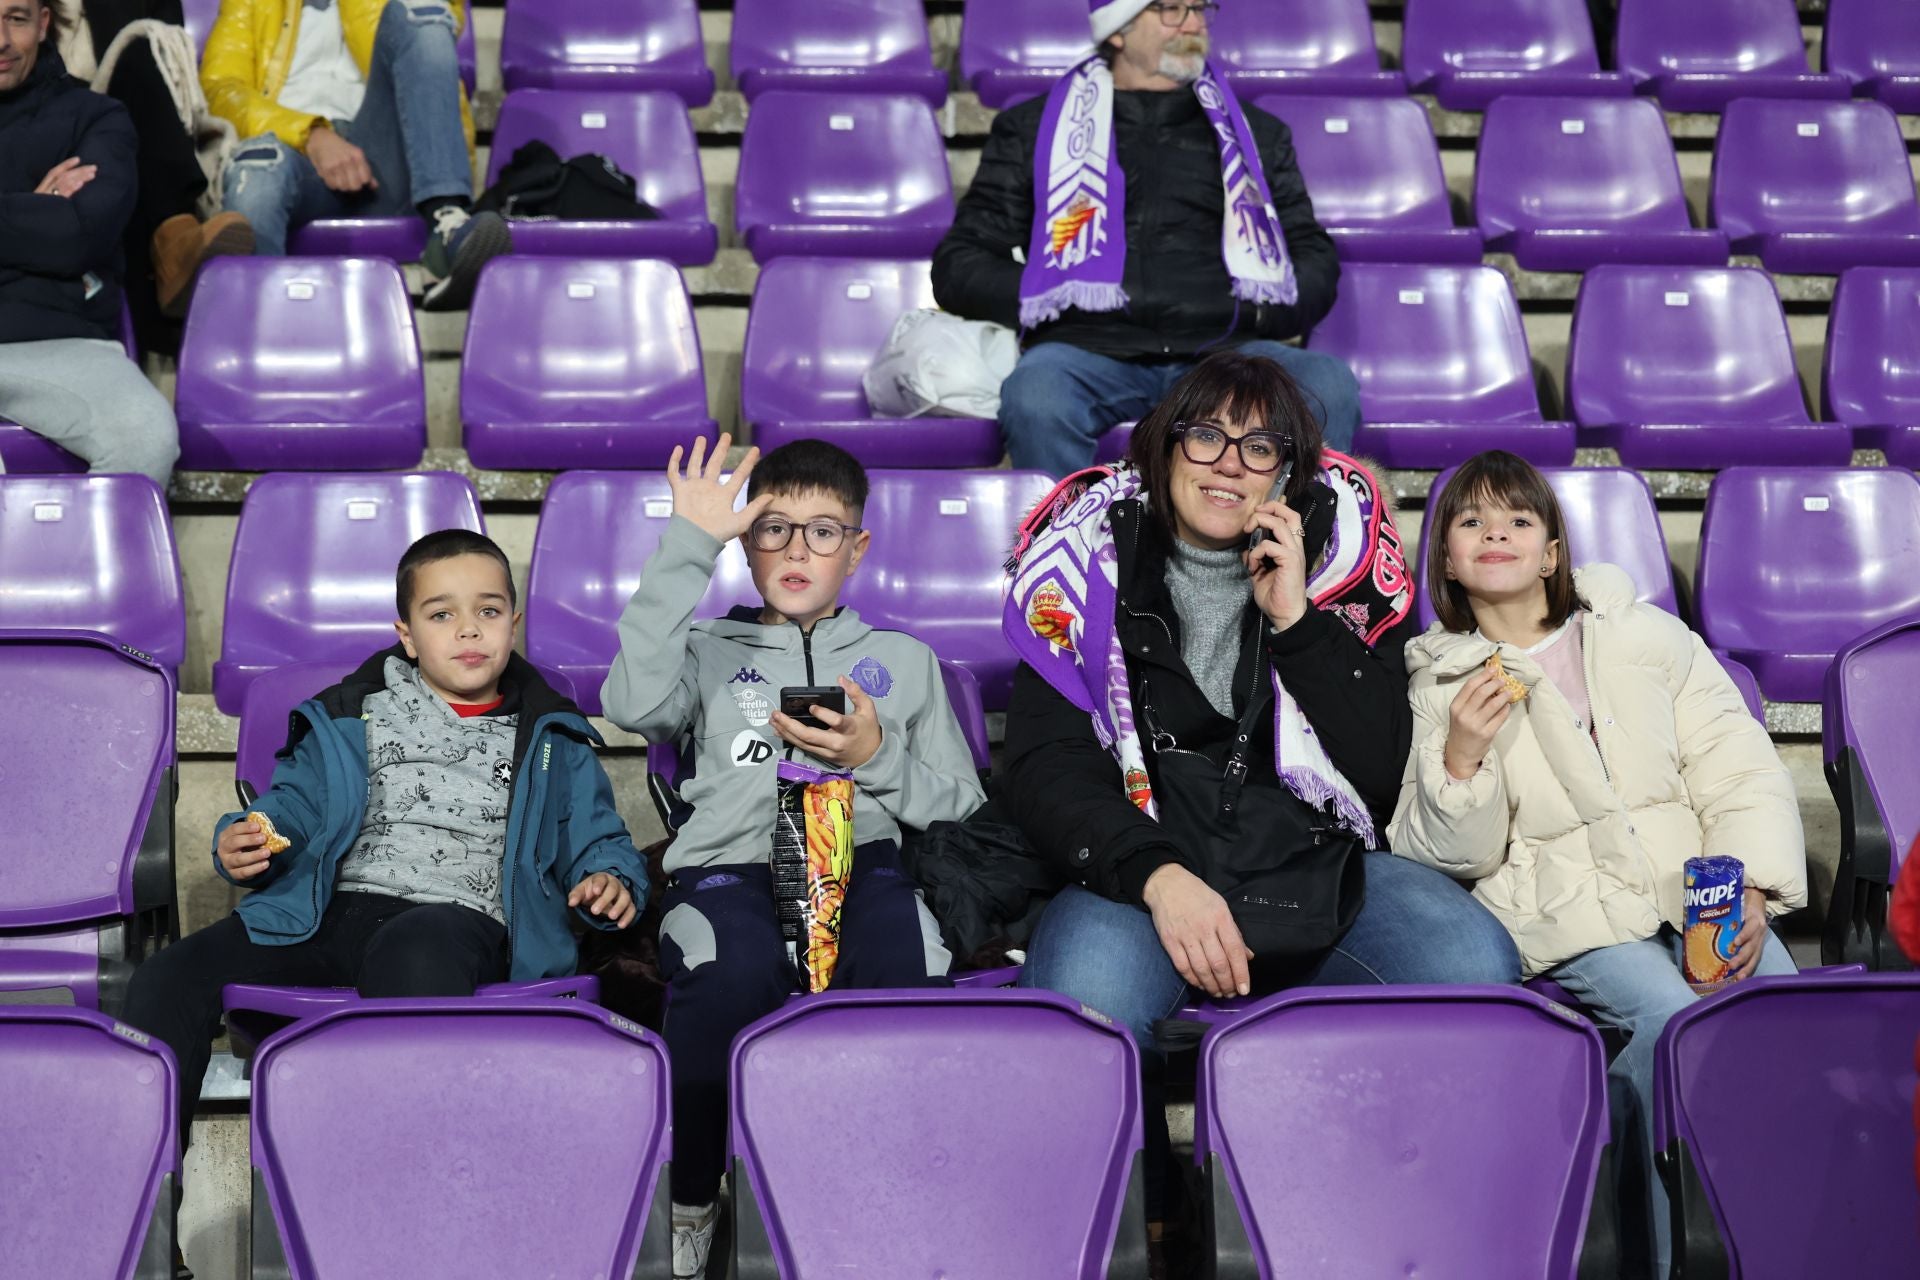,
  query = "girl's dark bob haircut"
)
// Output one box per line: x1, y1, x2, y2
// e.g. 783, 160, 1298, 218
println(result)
1426, 450, 1579, 633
